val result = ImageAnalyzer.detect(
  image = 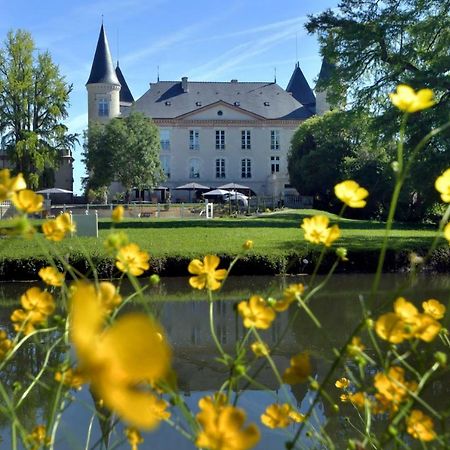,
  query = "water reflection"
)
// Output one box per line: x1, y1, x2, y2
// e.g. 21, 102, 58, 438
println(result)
0, 274, 448, 449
